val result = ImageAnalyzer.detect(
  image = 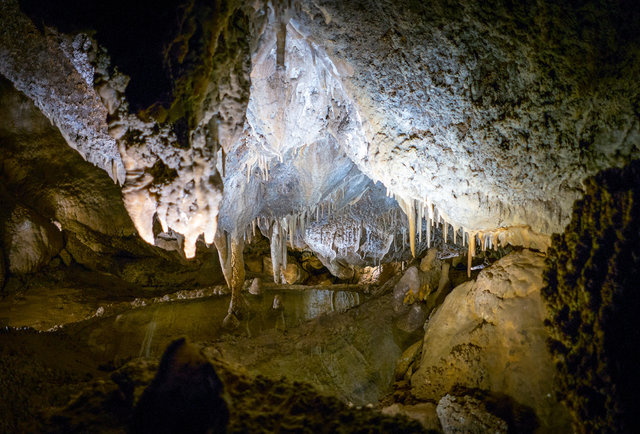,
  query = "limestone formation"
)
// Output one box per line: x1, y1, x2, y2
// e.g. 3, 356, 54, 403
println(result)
436, 394, 508, 434
411, 250, 571, 431
5, 0, 635, 283
2, 204, 63, 275
0, 78, 224, 292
